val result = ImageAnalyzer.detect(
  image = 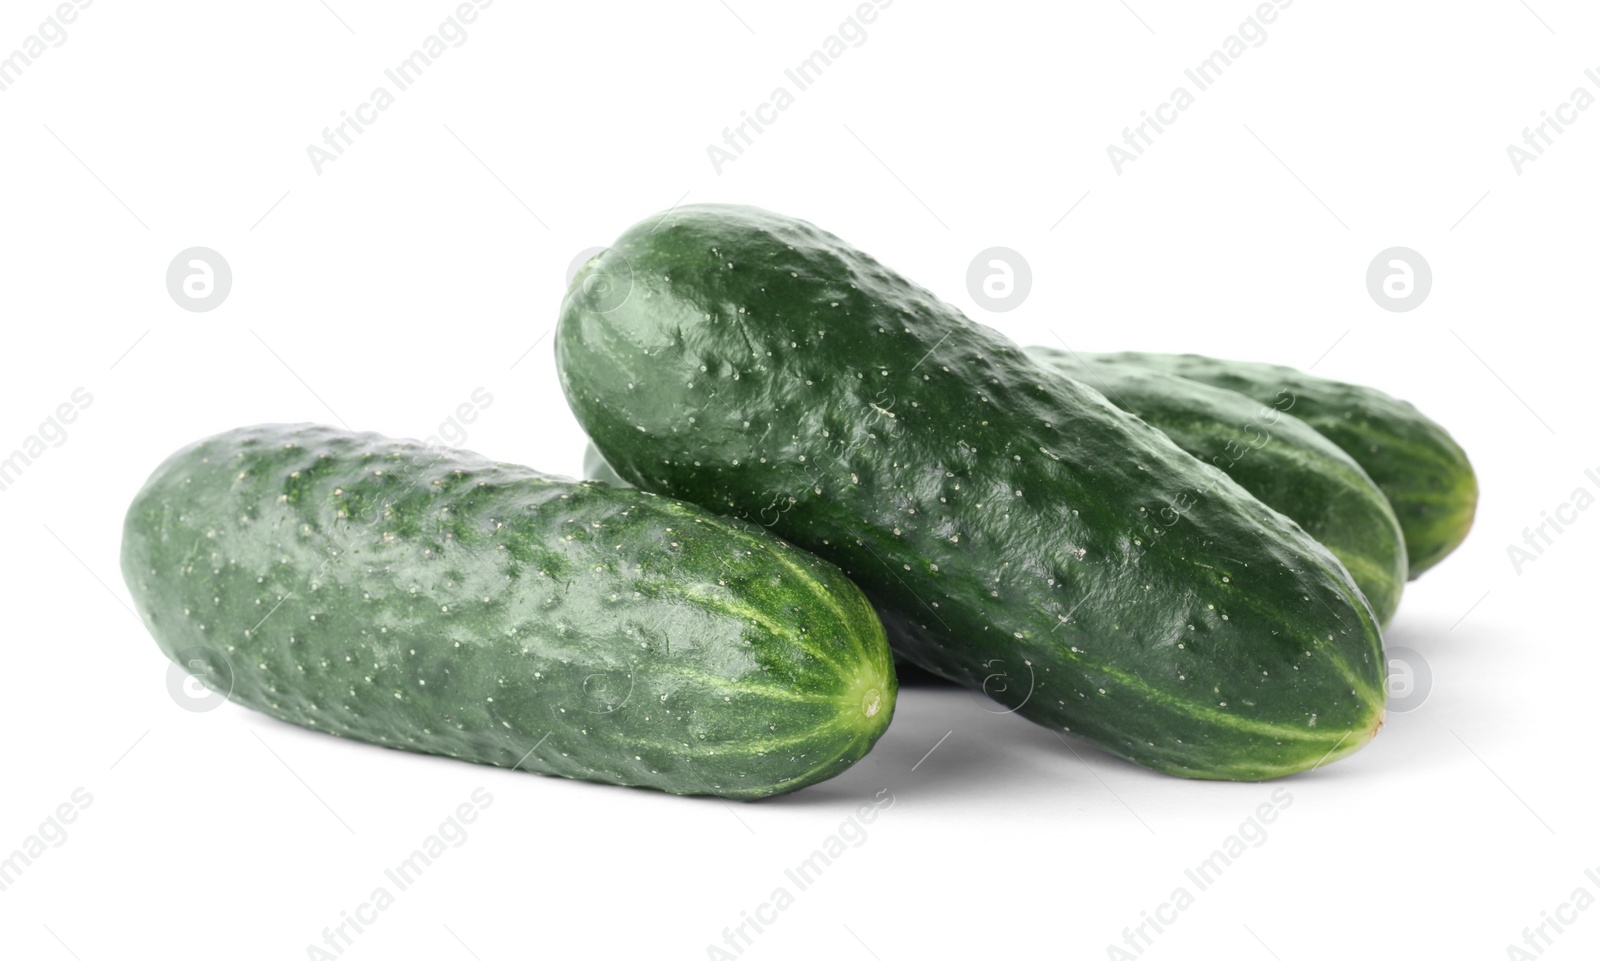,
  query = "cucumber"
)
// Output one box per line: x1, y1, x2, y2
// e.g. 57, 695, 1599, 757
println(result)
1099, 352, 1476, 578
121, 424, 895, 800
1028, 349, 1406, 625
582, 441, 952, 689
556, 204, 1386, 780
581, 440, 961, 695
